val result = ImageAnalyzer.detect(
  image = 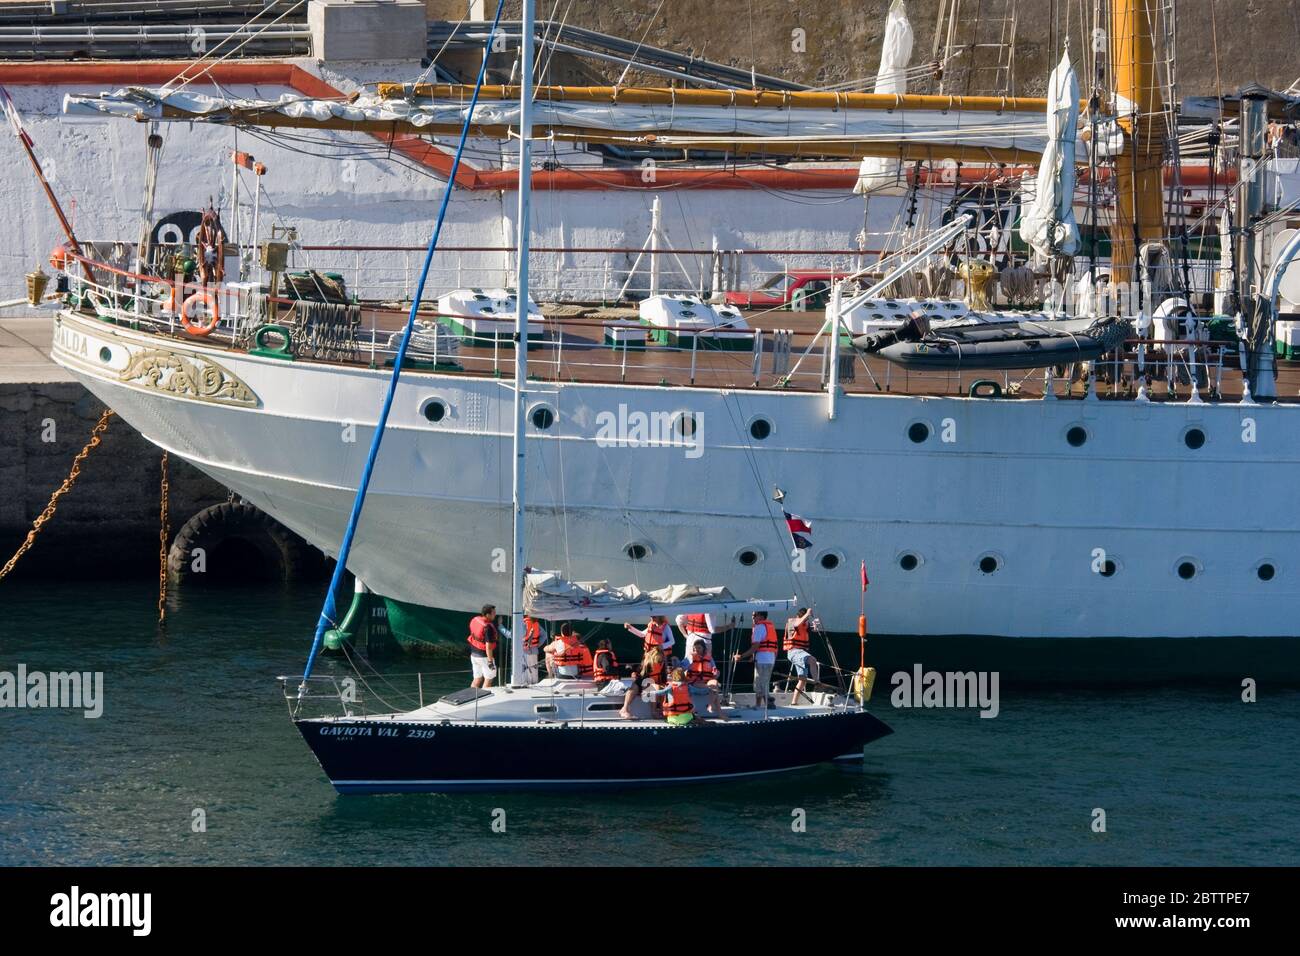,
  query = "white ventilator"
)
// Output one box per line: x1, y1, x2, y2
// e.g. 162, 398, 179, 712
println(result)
853, 0, 914, 194
1019, 49, 1081, 260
